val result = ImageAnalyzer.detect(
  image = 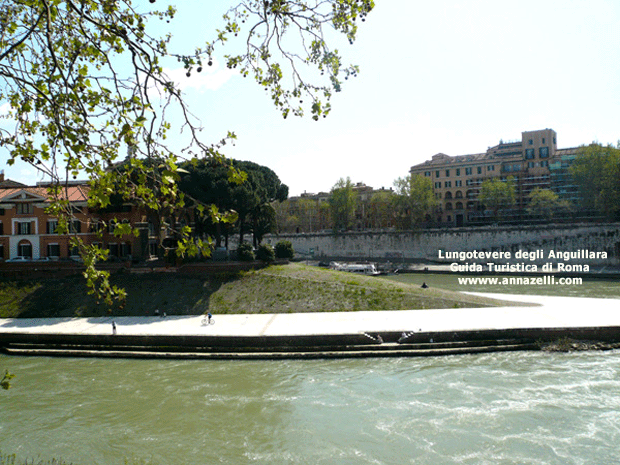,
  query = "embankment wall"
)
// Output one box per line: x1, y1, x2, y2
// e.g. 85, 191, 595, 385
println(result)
267, 223, 620, 265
